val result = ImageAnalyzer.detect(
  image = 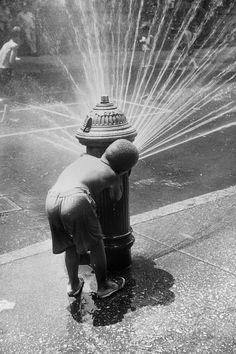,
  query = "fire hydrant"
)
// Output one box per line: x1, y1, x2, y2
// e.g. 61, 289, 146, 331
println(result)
76, 96, 137, 270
